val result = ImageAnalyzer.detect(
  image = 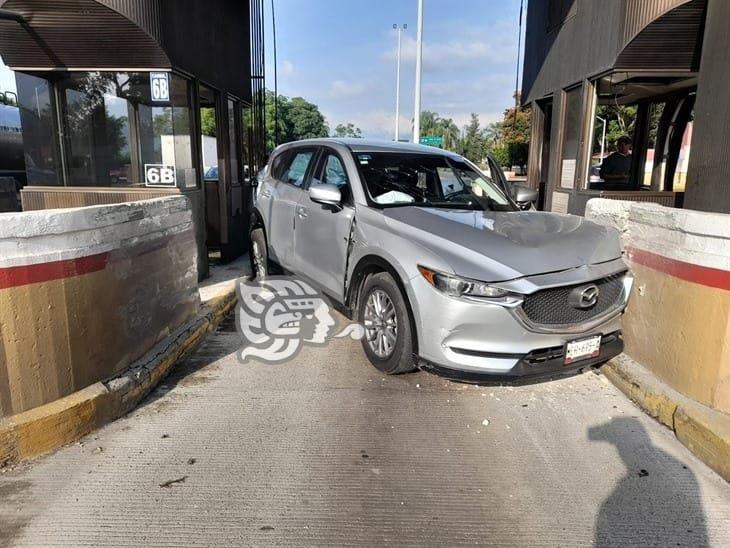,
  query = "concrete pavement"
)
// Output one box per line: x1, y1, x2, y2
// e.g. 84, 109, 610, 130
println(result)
0, 313, 729, 546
